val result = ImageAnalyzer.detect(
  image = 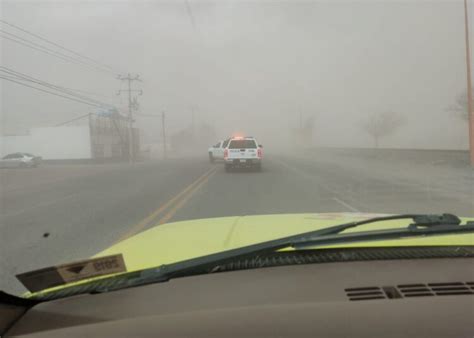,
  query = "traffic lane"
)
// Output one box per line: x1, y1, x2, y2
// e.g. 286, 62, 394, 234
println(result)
1, 158, 214, 252
292, 149, 474, 207
0, 163, 130, 194
275, 155, 474, 217
171, 158, 352, 222
0, 158, 213, 294
1, 163, 130, 220
1, 159, 210, 216
171, 154, 474, 223
0, 161, 189, 217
